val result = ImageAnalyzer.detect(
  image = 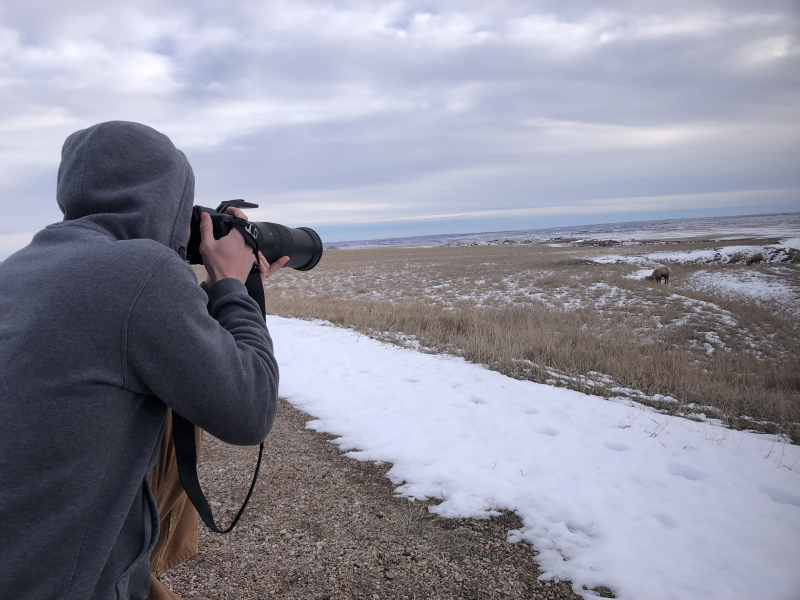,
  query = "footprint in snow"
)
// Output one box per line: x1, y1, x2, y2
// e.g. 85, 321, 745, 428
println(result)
537, 426, 560, 437
652, 513, 679, 529
401, 378, 420, 383
760, 485, 800, 507
602, 441, 629, 452
470, 396, 488, 405
450, 381, 463, 389
521, 407, 539, 415
667, 462, 704, 481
